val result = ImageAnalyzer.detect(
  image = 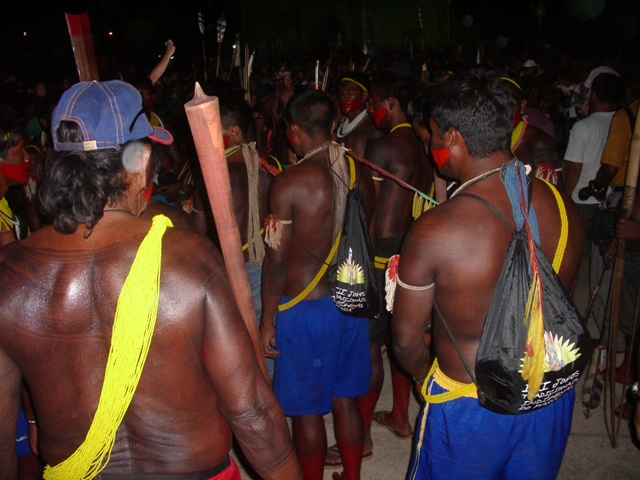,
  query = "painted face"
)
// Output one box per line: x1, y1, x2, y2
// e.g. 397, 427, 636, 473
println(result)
0, 138, 30, 184
223, 135, 231, 148
369, 88, 389, 128
338, 81, 364, 114
428, 118, 451, 171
